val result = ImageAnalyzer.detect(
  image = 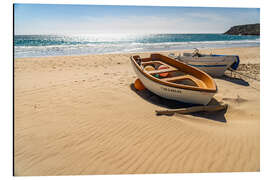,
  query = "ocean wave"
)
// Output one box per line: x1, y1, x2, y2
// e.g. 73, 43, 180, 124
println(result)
14, 38, 260, 58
